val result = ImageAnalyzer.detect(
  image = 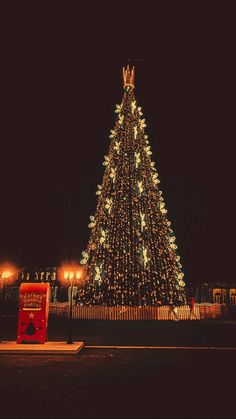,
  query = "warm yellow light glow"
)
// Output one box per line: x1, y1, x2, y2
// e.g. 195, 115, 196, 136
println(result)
69, 272, 74, 280
2, 271, 12, 279
58, 264, 84, 287
0, 263, 17, 286
76, 271, 82, 279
